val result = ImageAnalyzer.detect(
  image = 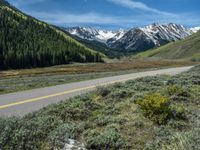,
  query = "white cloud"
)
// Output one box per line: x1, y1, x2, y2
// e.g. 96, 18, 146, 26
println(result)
26, 10, 200, 28
9, 0, 47, 6
30, 11, 139, 25
8, 0, 199, 28
107, 0, 176, 17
